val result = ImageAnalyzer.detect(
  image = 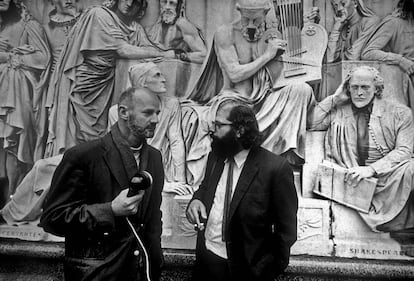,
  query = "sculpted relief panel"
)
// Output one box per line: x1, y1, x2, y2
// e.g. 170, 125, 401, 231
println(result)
0, 0, 414, 261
